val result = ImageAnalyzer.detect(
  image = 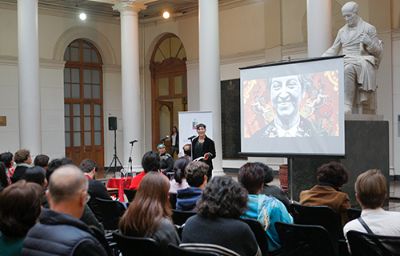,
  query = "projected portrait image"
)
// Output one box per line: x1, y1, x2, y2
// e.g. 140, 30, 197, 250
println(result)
243, 71, 339, 138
